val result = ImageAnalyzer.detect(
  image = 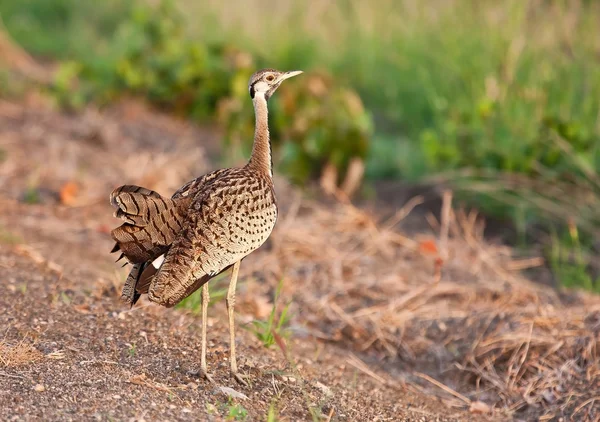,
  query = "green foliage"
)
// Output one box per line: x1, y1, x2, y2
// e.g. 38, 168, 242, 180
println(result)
209, 399, 248, 421
48, 61, 87, 110
549, 224, 600, 293
248, 279, 292, 349
0, 0, 134, 59
194, 1, 600, 246
26, 0, 371, 184
225, 401, 248, 421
